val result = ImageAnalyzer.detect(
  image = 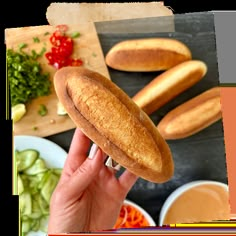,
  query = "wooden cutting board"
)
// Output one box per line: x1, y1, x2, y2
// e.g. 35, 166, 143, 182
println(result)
5, 23, 110, 137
